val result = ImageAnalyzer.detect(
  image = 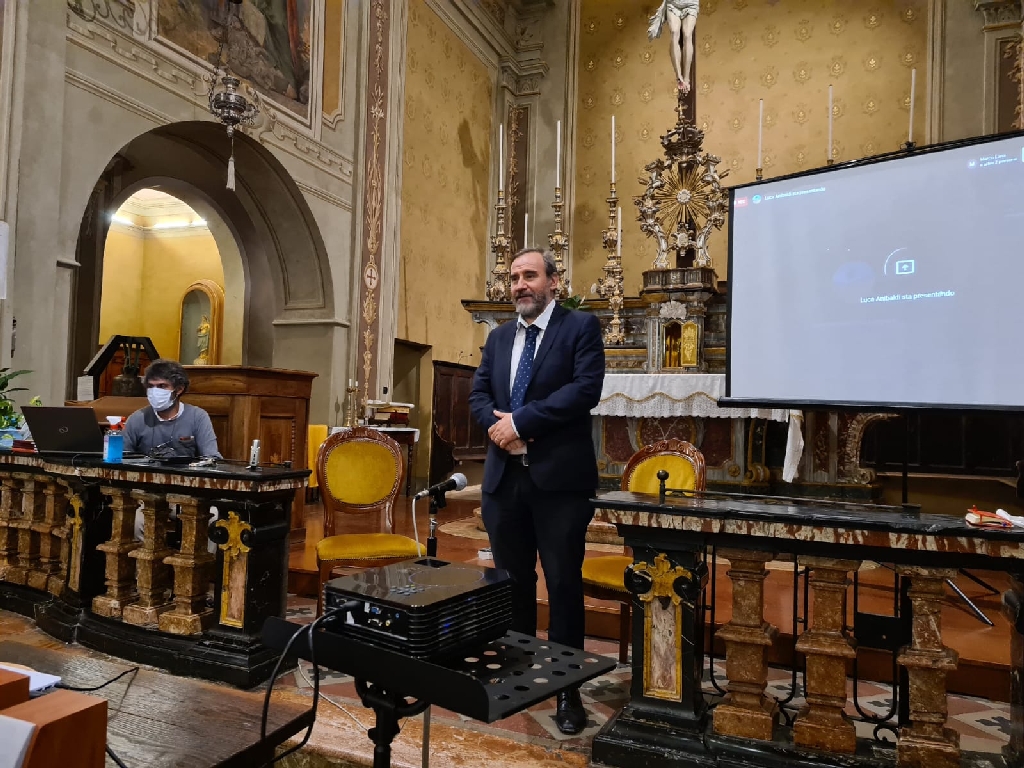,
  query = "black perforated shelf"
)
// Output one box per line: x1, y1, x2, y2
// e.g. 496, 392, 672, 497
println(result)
262, 618, 616, 723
